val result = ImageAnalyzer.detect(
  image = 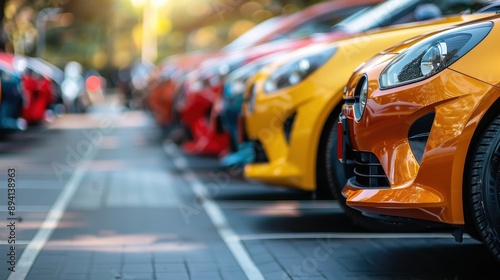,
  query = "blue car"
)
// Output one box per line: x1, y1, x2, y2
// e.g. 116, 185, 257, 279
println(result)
219, 53, 284, 167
